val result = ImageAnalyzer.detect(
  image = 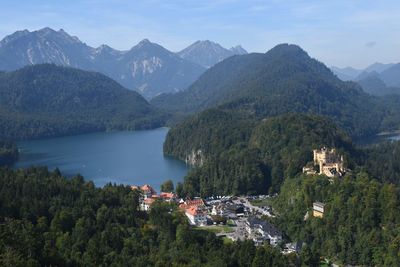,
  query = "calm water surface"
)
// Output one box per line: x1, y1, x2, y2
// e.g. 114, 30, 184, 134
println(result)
14, 128, 189, 191
389, 135, 400, 141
